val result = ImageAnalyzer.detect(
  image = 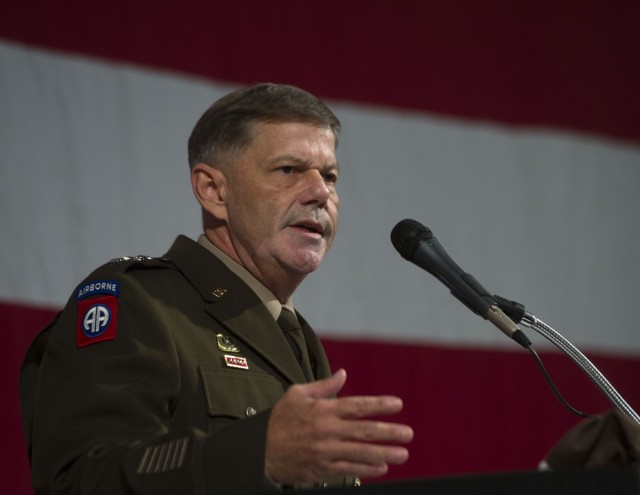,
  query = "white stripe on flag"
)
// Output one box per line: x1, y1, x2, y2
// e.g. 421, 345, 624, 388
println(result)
2, 40, 640, 352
